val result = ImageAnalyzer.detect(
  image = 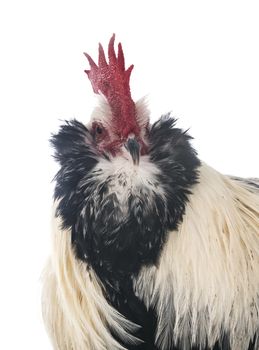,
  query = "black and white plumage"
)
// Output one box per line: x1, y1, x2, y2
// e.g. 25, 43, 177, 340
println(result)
42, 36, 259, 350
